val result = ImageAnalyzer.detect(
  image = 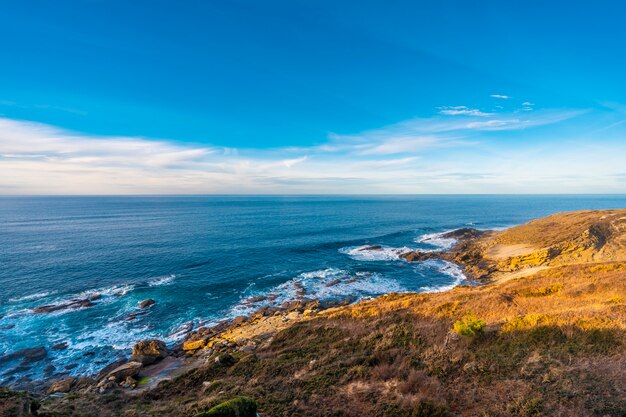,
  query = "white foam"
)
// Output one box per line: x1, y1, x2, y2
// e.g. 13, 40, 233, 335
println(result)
8, 291, 56, 303
416, 230, 458, 251
229, 268, 405, 317
417, 260, 467, 293
340, 245, 413, 261
148, 274, 176, 287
